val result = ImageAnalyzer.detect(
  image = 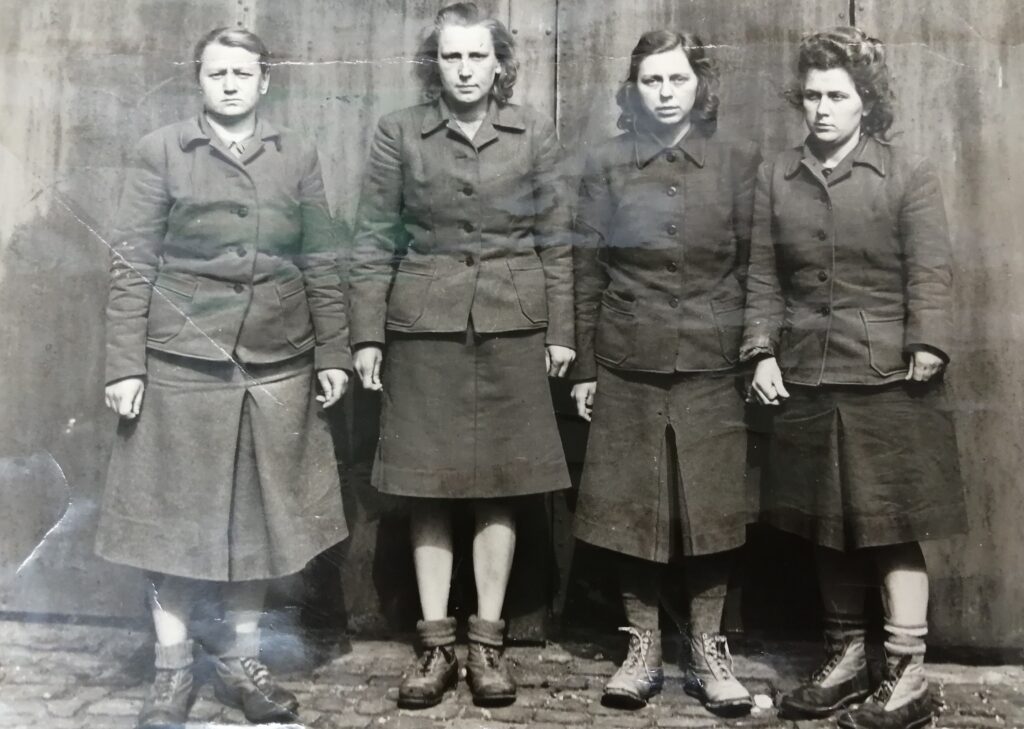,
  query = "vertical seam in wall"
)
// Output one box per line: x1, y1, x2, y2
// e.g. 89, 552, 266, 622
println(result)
553, 0, 561, 132
850, 0, 856, 26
